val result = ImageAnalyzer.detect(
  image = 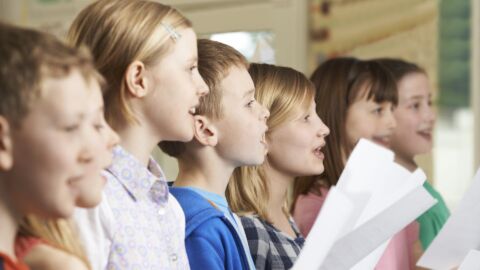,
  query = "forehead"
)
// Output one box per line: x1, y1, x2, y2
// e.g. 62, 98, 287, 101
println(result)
219, 66, 254, 100
161, 28, 197, 64
31, 70, 91, 117
398, 73, 430, 98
